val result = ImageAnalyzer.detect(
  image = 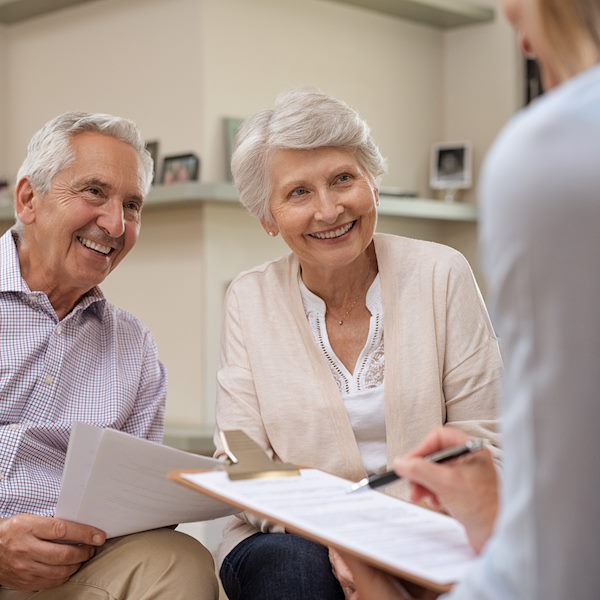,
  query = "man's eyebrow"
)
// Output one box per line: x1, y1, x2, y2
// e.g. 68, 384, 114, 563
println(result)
78, 178, 143, 203
78, 177, 112, 190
